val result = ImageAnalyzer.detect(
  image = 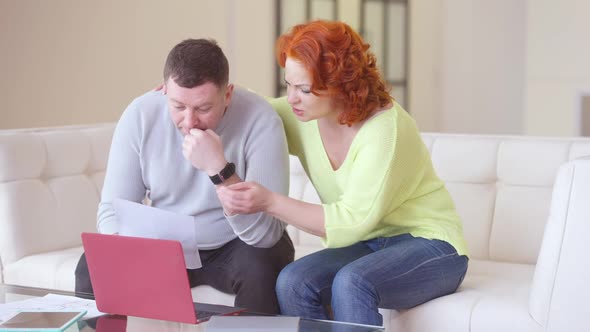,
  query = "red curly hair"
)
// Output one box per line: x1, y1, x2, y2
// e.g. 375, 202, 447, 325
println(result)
276, 20, 392, 126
